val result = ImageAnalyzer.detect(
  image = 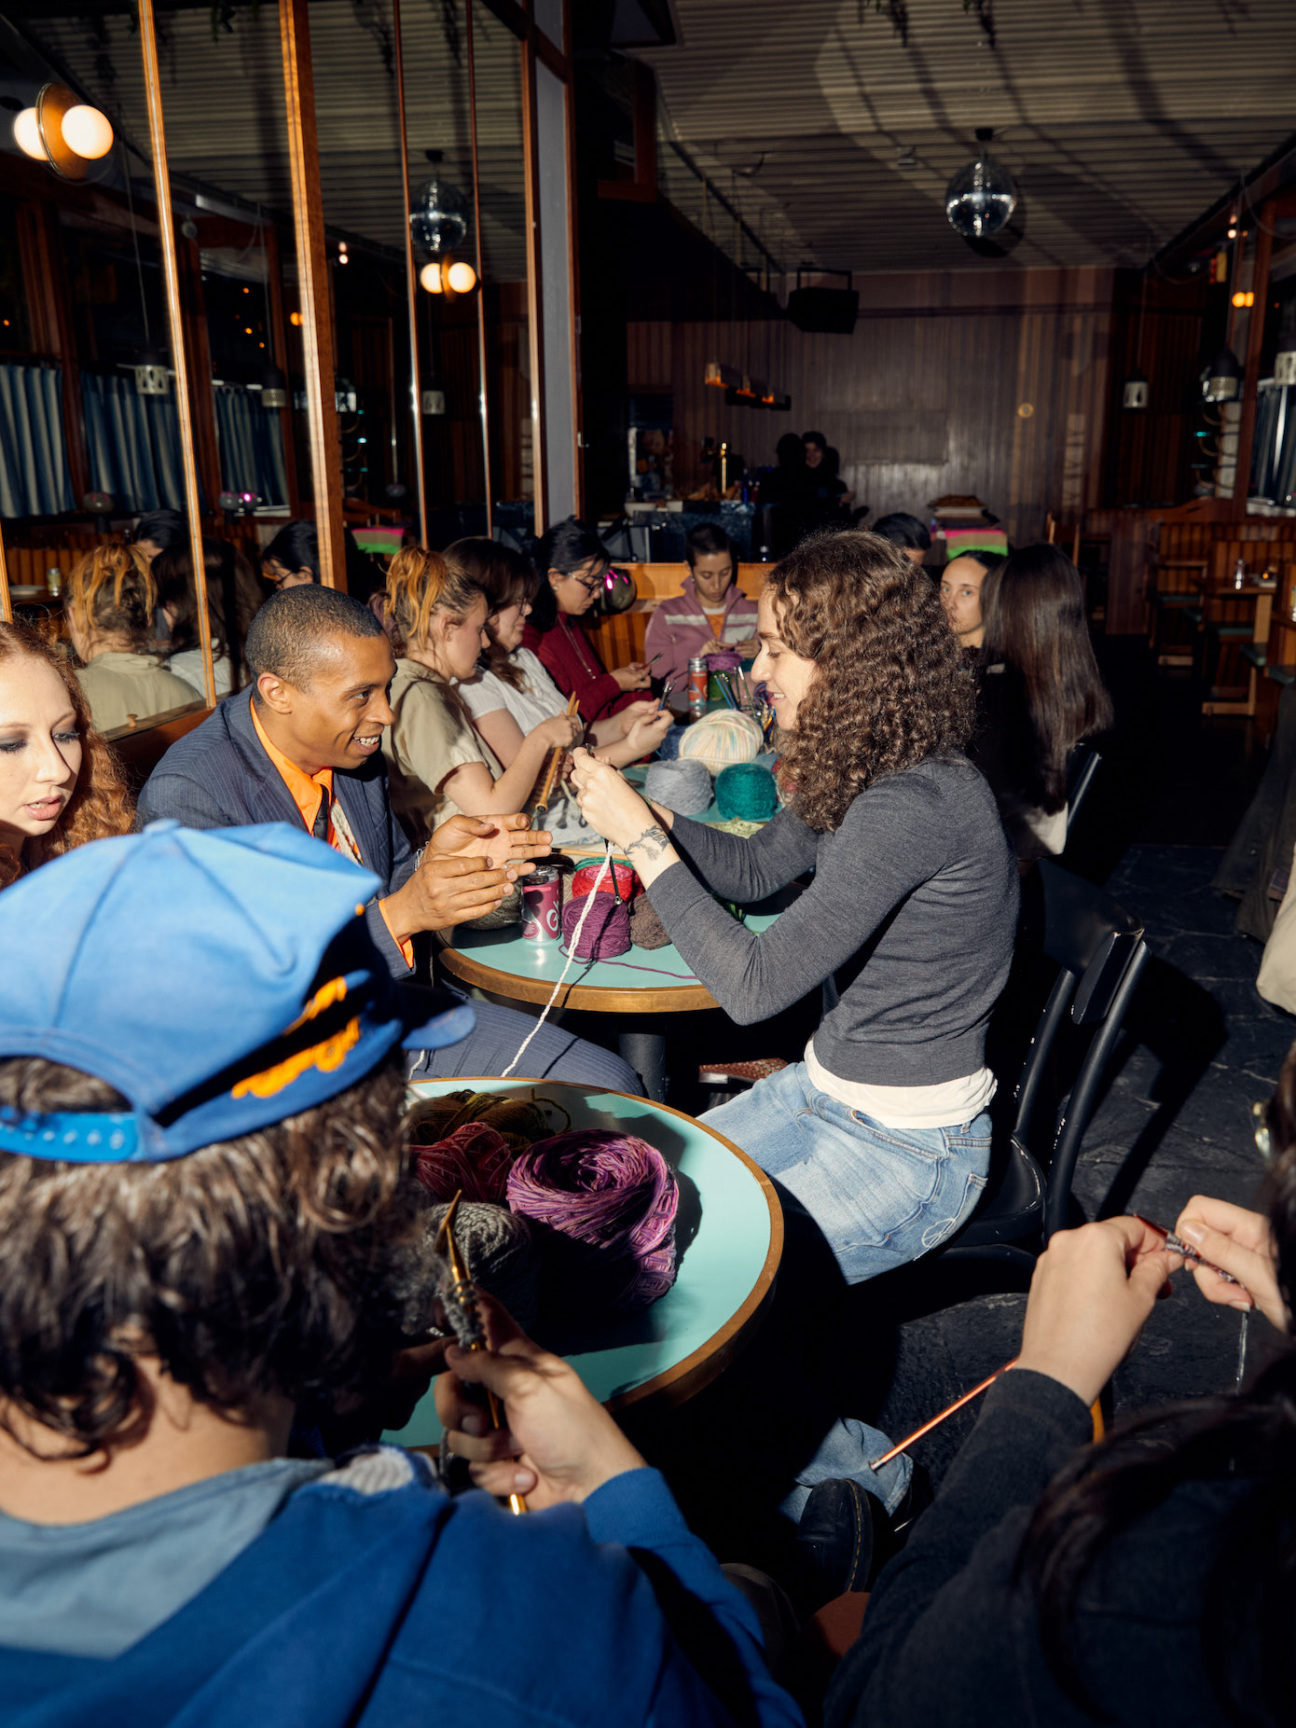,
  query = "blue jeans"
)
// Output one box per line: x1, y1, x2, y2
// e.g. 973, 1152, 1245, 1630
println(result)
702, 1062, 992, 1516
